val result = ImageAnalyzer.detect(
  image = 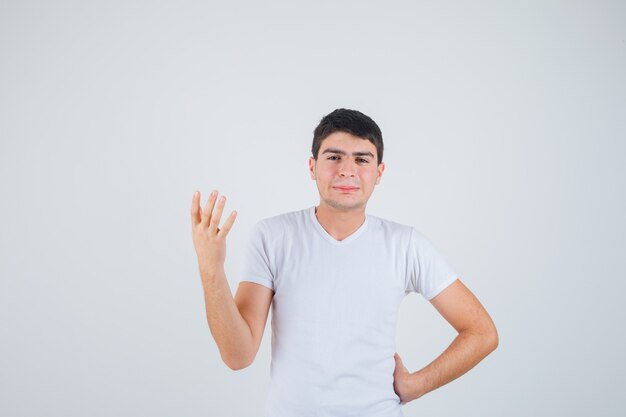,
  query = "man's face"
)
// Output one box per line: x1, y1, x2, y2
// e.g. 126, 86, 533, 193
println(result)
309, 131, 385, 212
